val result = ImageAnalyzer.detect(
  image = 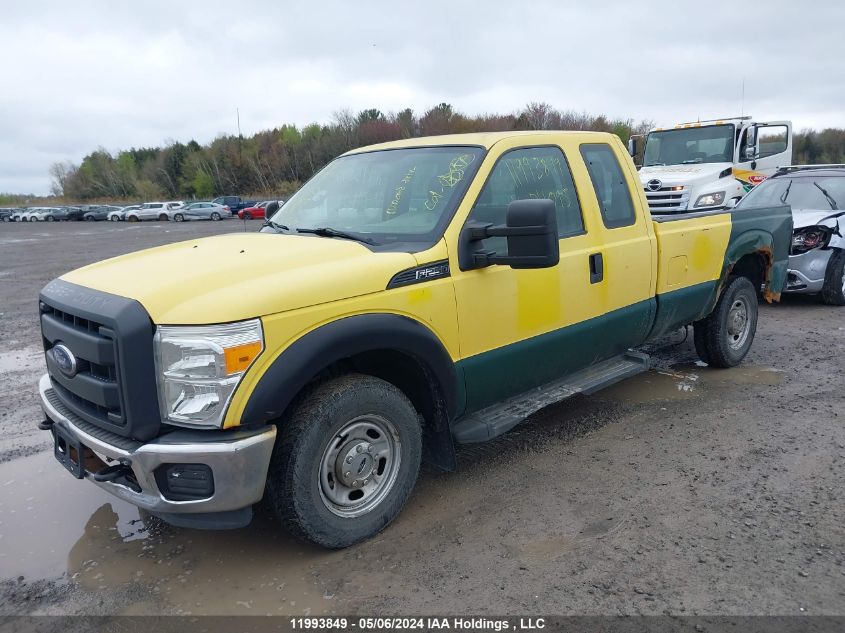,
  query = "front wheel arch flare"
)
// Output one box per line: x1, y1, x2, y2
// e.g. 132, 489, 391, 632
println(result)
241, 313, 460, 429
